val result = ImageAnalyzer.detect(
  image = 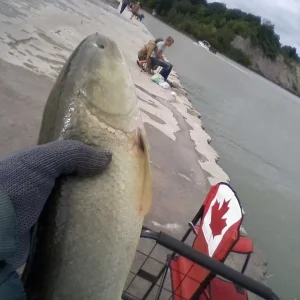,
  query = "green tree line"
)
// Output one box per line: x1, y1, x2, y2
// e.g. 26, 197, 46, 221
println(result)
140, 0, 300, 67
